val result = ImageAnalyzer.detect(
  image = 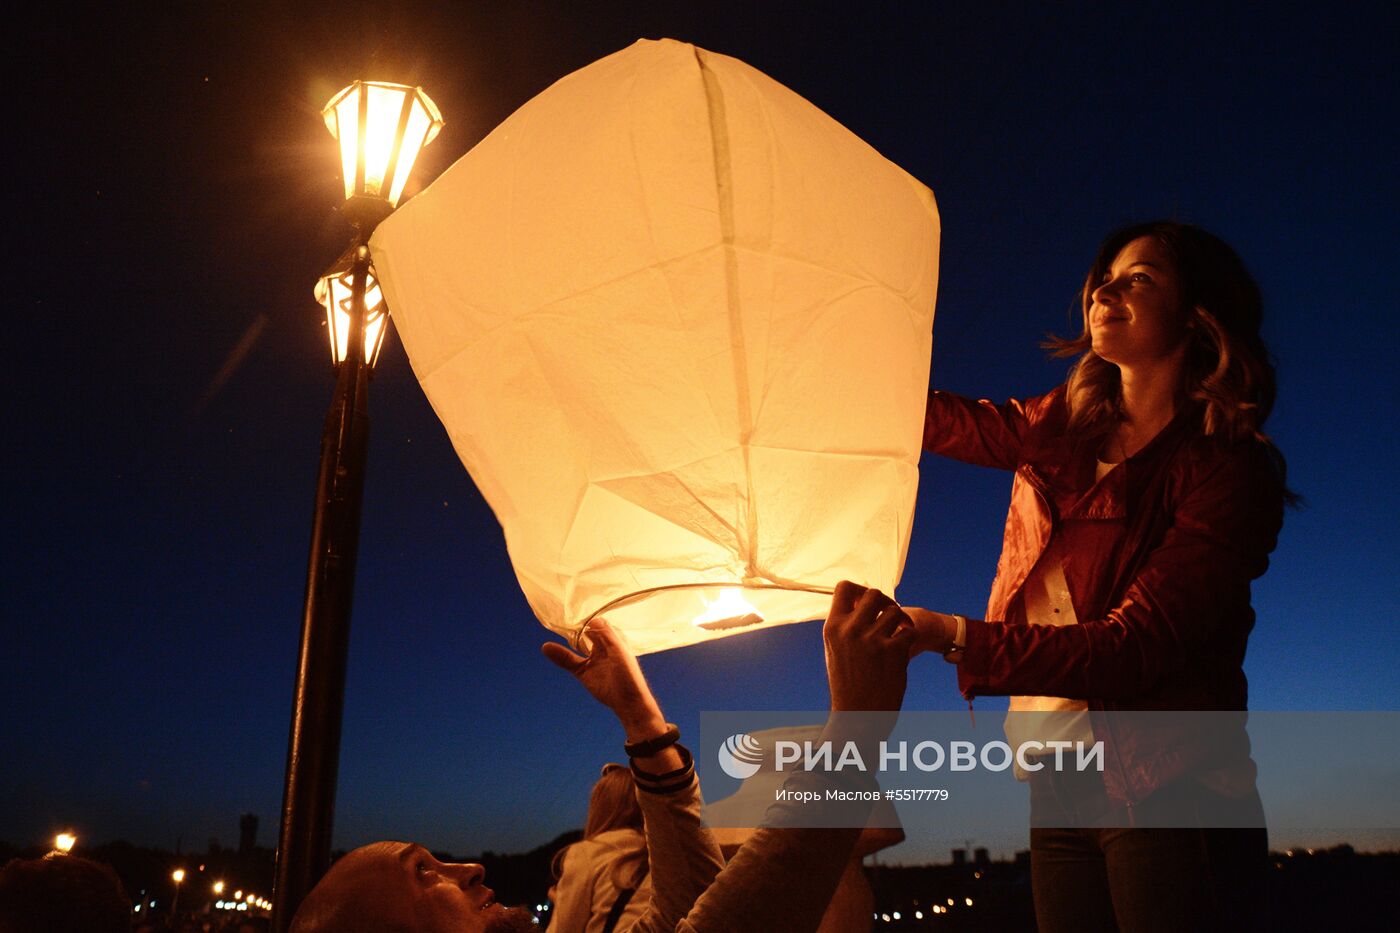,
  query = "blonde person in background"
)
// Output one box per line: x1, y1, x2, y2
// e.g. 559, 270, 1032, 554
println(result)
549, 764, 653, 933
